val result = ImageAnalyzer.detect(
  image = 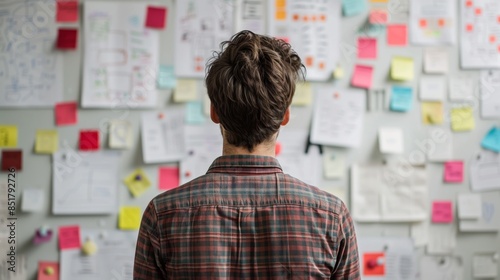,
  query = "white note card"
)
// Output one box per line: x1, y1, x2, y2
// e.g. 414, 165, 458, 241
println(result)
109, 120, 133, 149
473, 253, 498, 279
427, 128, 453, 162
322, 148, 345, 179
457, 193, 482, 219
21, 189, 44, 212
449, 75, 475, 101
424, 48, 449, 74
379, 127, 404, 154
427, 224, 456, 255
420, 76, 446, 101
